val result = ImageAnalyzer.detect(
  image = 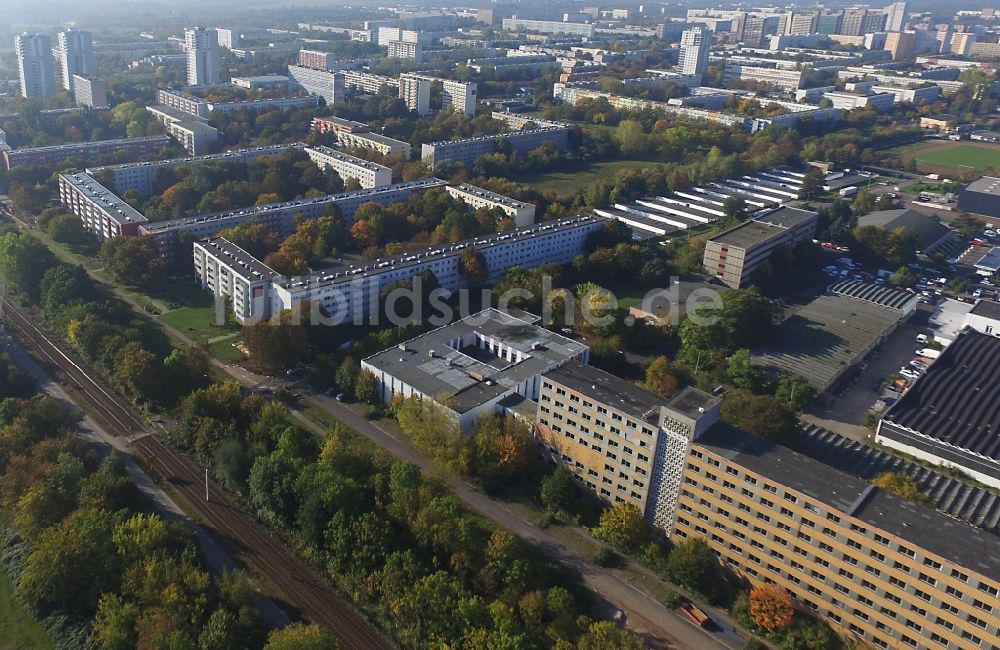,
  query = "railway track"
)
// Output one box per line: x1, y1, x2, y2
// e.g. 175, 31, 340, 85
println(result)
1, 297, 391, 650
